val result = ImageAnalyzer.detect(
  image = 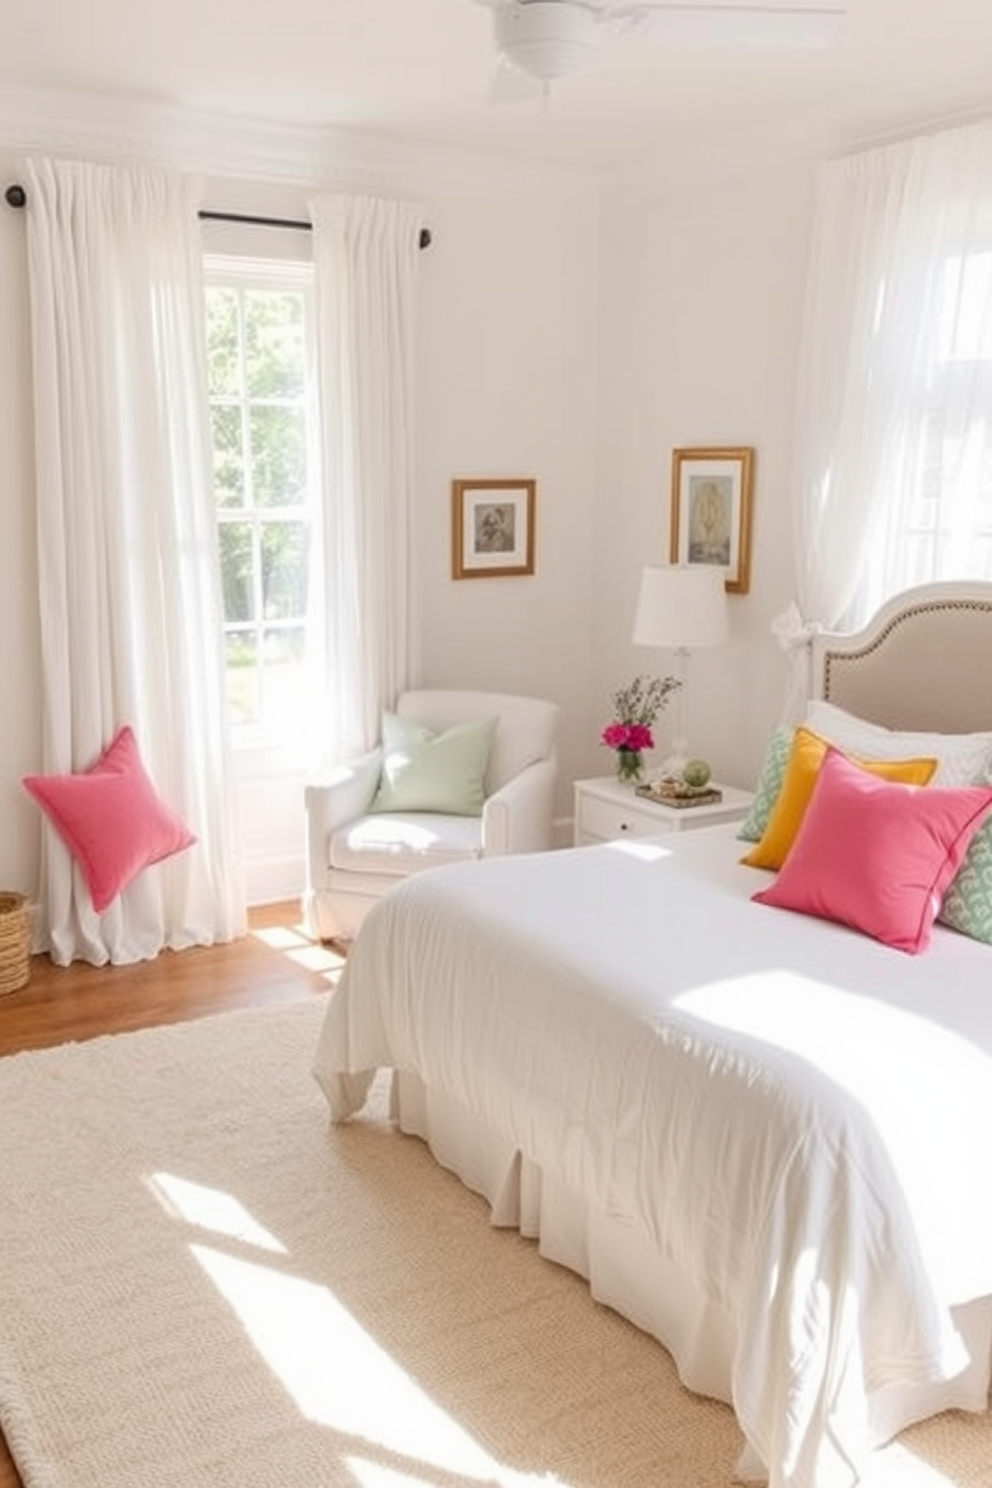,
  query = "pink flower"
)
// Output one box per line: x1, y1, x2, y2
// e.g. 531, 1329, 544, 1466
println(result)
600, 674, 679, 758
601, 722, 654, 752
624, 723, 654, 751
